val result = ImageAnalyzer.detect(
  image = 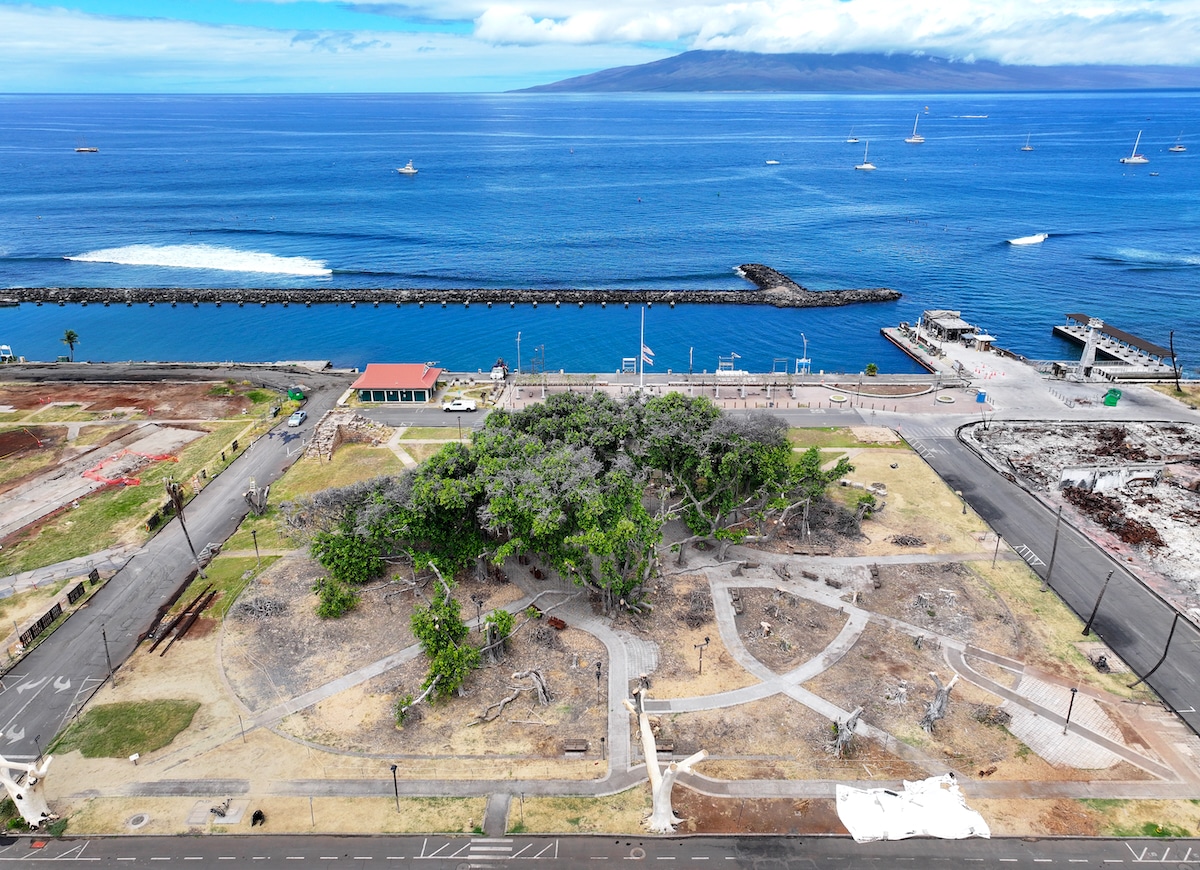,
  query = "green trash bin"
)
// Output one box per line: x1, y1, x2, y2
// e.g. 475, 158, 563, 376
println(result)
287, 386, 306, 401
1103, 388, 1122, 407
